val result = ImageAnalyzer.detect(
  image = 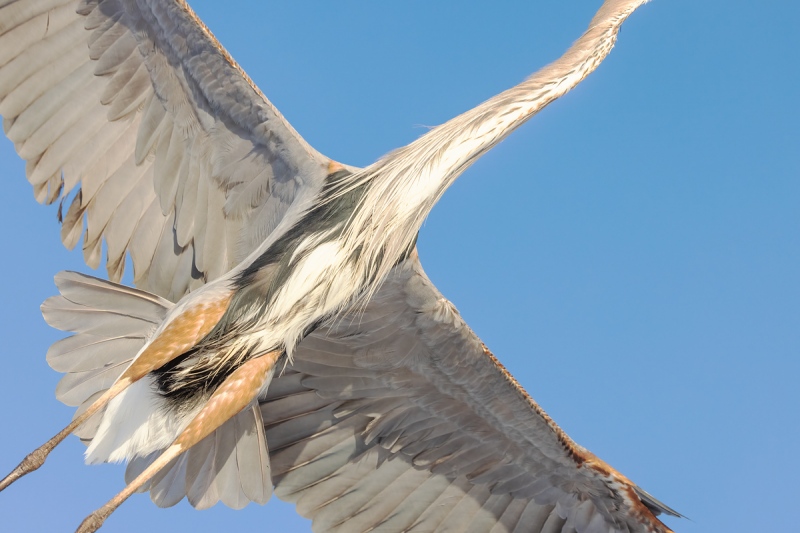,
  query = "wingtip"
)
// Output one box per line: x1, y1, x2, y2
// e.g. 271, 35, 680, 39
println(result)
634, 484, 684, 519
